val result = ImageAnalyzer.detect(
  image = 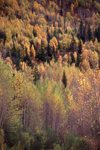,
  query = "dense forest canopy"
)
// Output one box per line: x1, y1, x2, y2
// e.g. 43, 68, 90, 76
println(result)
0, 0, 100, 149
